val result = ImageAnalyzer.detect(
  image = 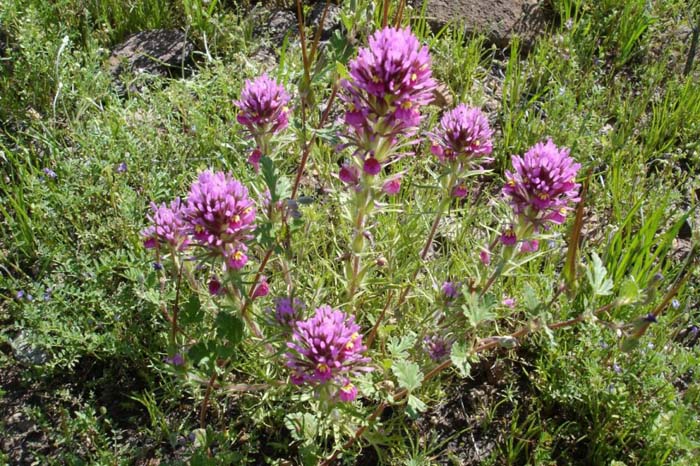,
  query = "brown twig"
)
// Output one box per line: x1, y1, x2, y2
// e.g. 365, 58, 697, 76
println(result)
394, 0, 406, 27
381, 0, 391, 27
365, 290, 394, 349
200, 366, 219, 429
291, 84, 339, 199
